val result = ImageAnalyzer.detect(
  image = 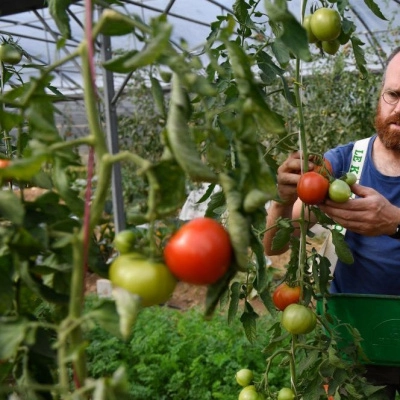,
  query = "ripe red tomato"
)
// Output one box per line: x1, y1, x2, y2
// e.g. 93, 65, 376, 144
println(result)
281, 304, 317, 335
297, 171, 329, 205
109, 253, 177, 307
272, 283, 301, 311
163, 217, 233, 285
